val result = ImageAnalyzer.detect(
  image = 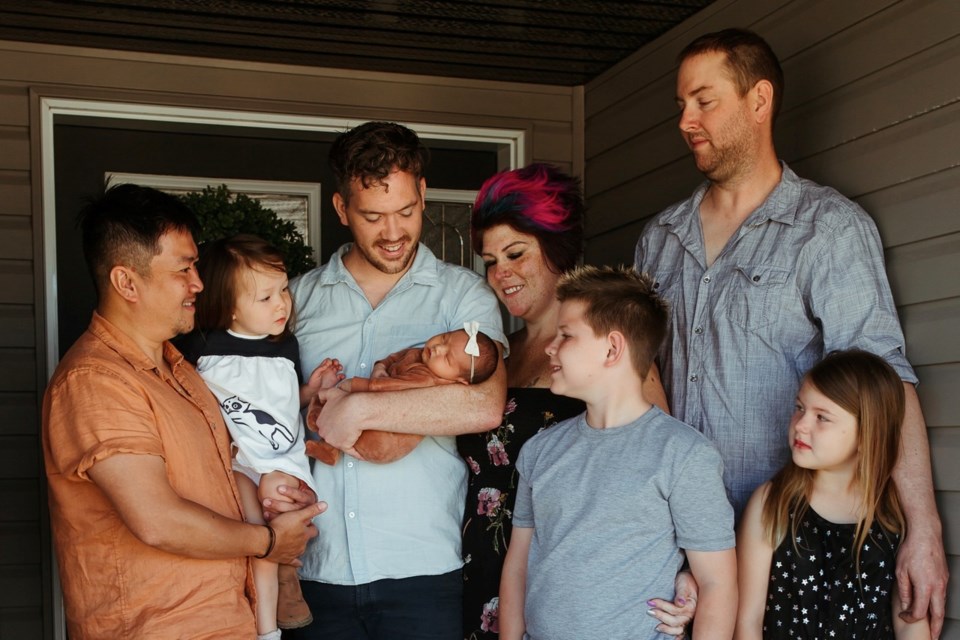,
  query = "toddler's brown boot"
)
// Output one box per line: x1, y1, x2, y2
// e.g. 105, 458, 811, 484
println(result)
277, 563, 312, 629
